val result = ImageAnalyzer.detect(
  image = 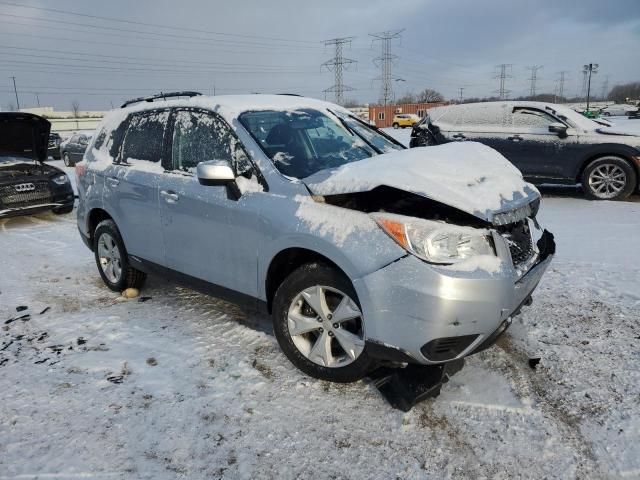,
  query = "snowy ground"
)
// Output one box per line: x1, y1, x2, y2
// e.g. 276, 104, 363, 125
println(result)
1, 158, 640, 479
